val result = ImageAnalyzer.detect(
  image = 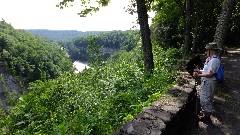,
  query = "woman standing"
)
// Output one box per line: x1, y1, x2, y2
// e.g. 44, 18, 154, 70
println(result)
194, 42, 221, 123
